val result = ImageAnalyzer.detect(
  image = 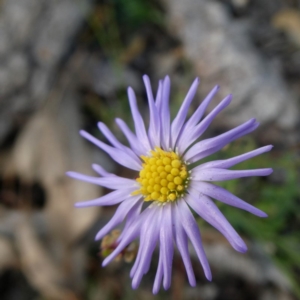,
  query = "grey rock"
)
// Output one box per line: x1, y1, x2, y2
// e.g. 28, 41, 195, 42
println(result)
32, 0, 92, 68
88, 60, 142, 96
260, 289, 294, 300
0, 52, 29, 97
0, 0, 95, 144
29, 68, 51, 103
7, 53, 29, 88
1, 0, 43, 47
202, 243, 291, 290
199, 284, 219, 300
0, 25, 12, 57
164, 0, 299, 129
